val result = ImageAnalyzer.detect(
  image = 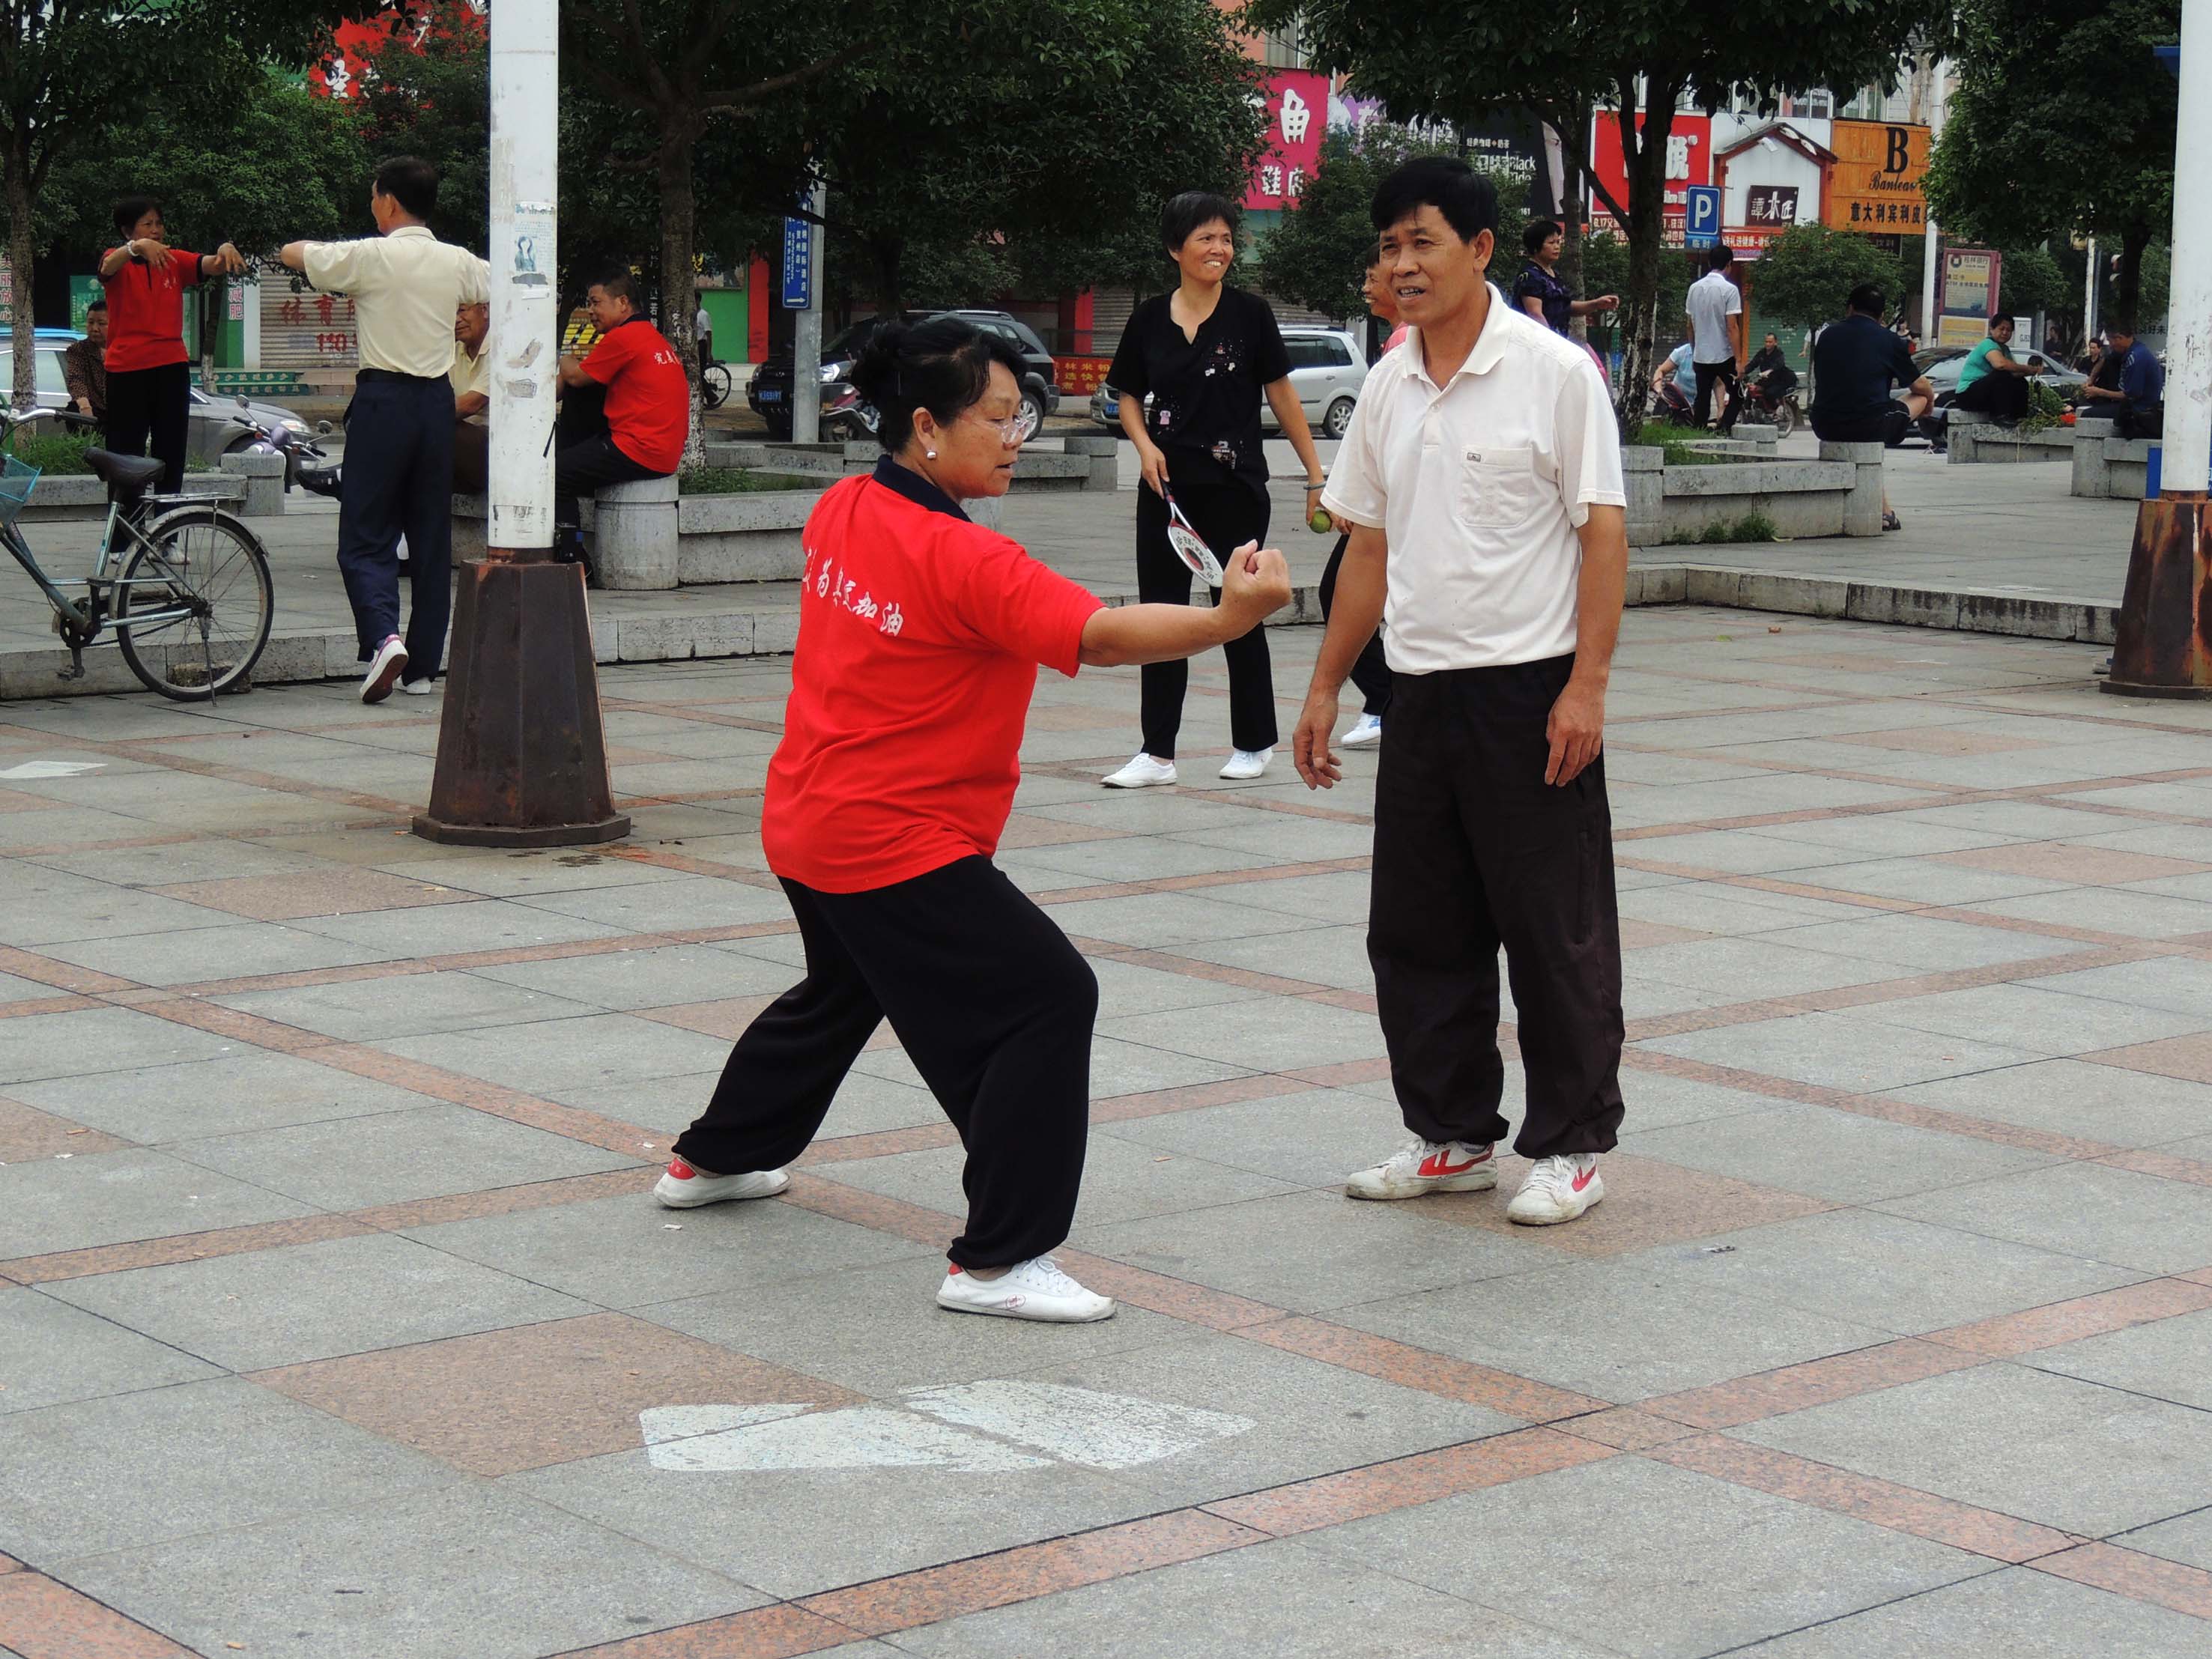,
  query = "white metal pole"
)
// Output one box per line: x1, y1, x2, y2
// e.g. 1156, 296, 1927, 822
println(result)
486, 0, 557, 551
2163, 0, 2212, 495
2085, 236, 2100, 344
793, 181, 825, 446
1920, 52, 1943, 338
